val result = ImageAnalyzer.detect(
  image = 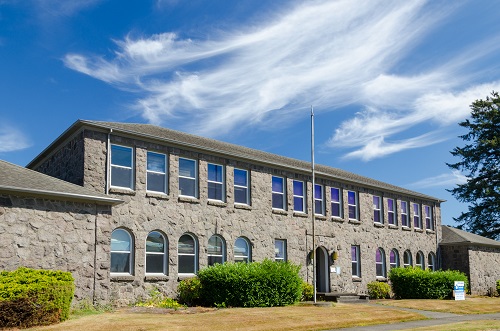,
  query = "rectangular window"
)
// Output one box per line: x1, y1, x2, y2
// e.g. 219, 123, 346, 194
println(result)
111, 144, 134, 189
348, 191, 358, 220
314, 184, 324, 215
179, 158, 197, 198
401, 201, 409, 227
275, 239, 286, 262
424, 205, 433, 230
234, 168, 249, 204
208, 163, 224, 201
373, 196, 382, 223
272, 176, 286, 210
387, 198, 396, 225
413, 203, 421, 229
351, 245, 361, 278
331, 187, 342, 218
147, 151, 167, 194
293, 180, 305, 212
